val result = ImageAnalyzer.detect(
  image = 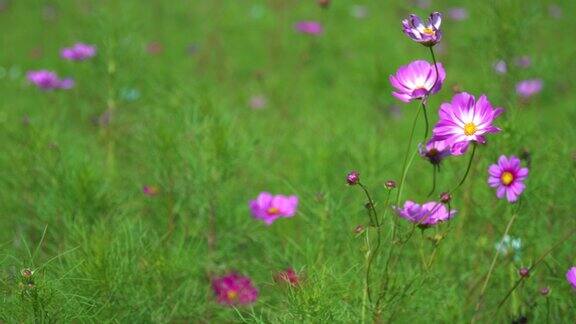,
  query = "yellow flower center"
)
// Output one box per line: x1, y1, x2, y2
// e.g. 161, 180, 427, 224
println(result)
227, 290, 238, 300
422, 27, 435, 35
501, 171, 514, 186
267, 207, 280, 215
463, 122, 477, 136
